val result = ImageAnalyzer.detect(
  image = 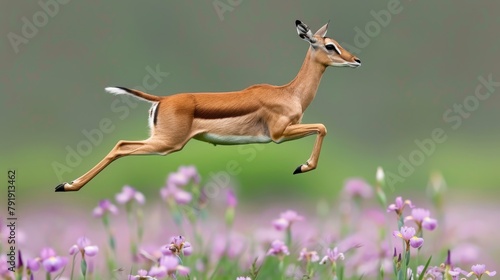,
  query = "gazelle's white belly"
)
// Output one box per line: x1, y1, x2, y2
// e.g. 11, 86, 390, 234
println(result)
195, 133, 272, 145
